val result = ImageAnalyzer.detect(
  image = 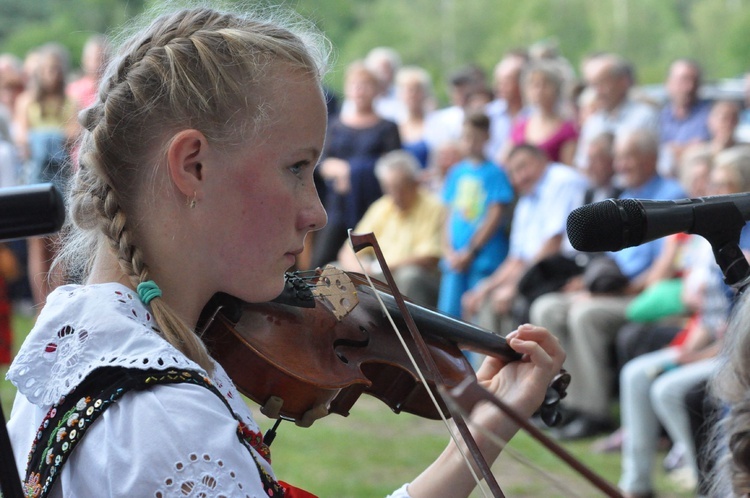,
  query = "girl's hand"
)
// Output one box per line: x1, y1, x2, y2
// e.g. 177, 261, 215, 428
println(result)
475, 324, 565, 420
